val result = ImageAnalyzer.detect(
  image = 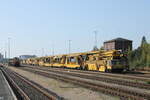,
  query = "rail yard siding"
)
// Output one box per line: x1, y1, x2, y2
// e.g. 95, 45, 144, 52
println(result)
8, 67, 119, 100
